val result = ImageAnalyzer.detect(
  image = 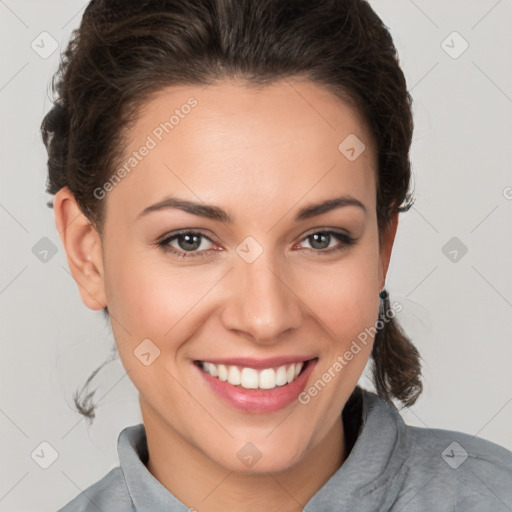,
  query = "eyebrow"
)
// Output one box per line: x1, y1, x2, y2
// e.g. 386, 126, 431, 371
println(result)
137, 194, 366, 223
